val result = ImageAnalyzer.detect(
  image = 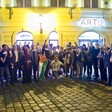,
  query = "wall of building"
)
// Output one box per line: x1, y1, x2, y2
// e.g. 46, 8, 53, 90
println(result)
0, 6, 112, 47
0, 7, 80, 47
